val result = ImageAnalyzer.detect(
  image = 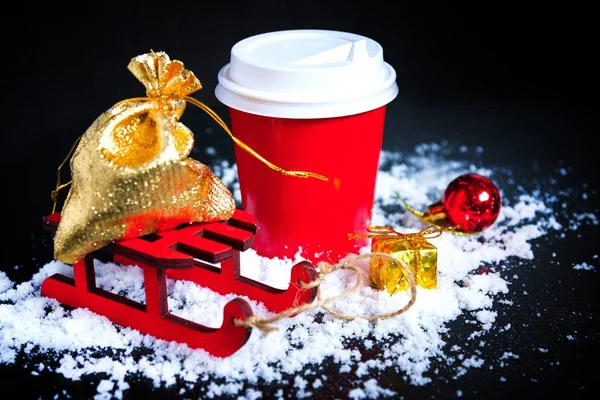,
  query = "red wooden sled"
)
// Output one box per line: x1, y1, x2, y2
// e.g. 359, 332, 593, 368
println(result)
41, 210, 317, 357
